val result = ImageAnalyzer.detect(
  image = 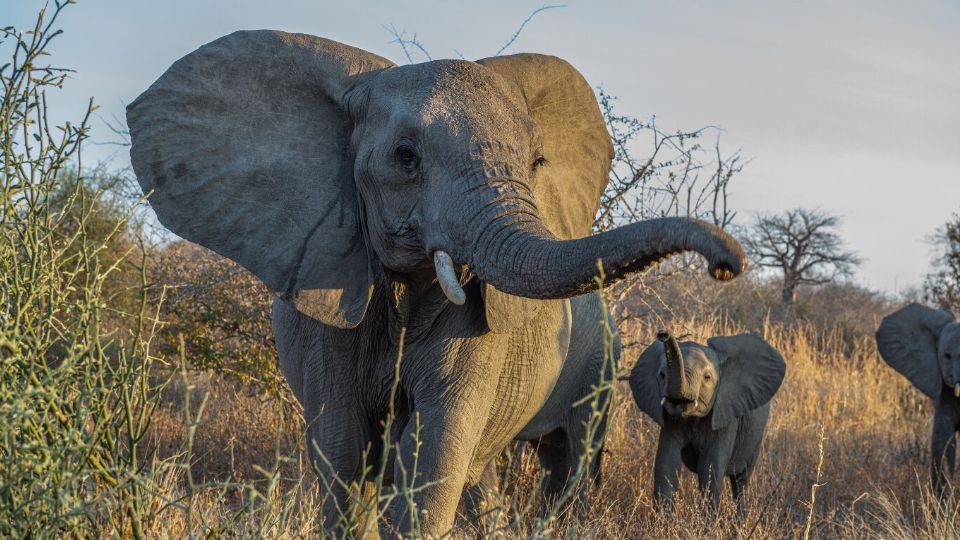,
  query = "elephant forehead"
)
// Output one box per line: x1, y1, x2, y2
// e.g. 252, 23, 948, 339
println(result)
679, 344, 713, 368
375, 61, 530, 137
941, 323, 960, 354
